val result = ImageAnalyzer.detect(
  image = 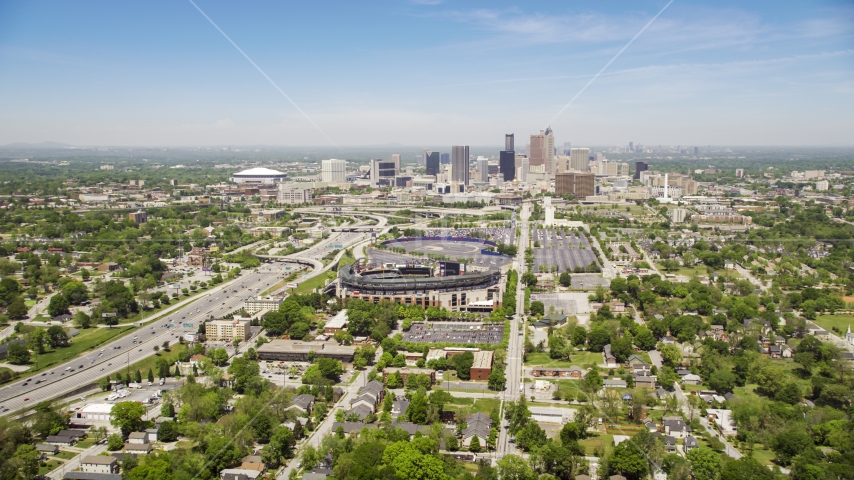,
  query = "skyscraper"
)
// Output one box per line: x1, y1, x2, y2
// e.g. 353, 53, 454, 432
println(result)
451, 146, 469, 185
505, 134, 514, 152
477, 157, 489, 182
563, 142, 572, 155
529, 131, 546, 170
321, 158, 346, 182
570, 148, 590, 172
420, 148, 428, 166
634, 161, 648, 180
425, 151, 440, 176
370, 157, 399, 186
544, 127, 555, 174
629, 141, 634, 152
500, 151, 515, 182
441, 153, 450, 165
